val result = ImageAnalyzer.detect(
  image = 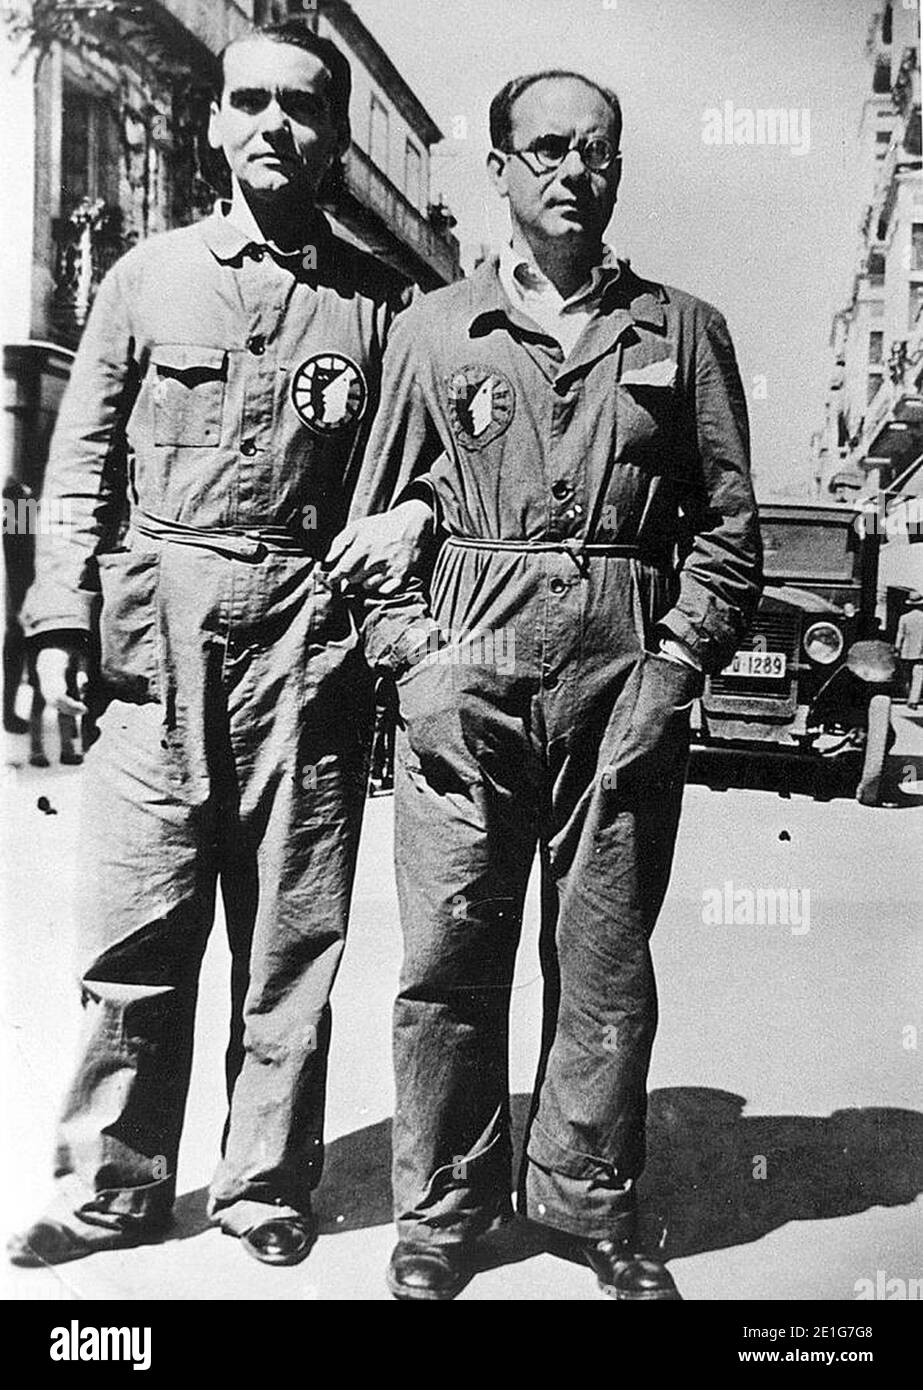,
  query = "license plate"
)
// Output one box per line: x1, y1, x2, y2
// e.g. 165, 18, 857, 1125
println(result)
726, 650, 787, 678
